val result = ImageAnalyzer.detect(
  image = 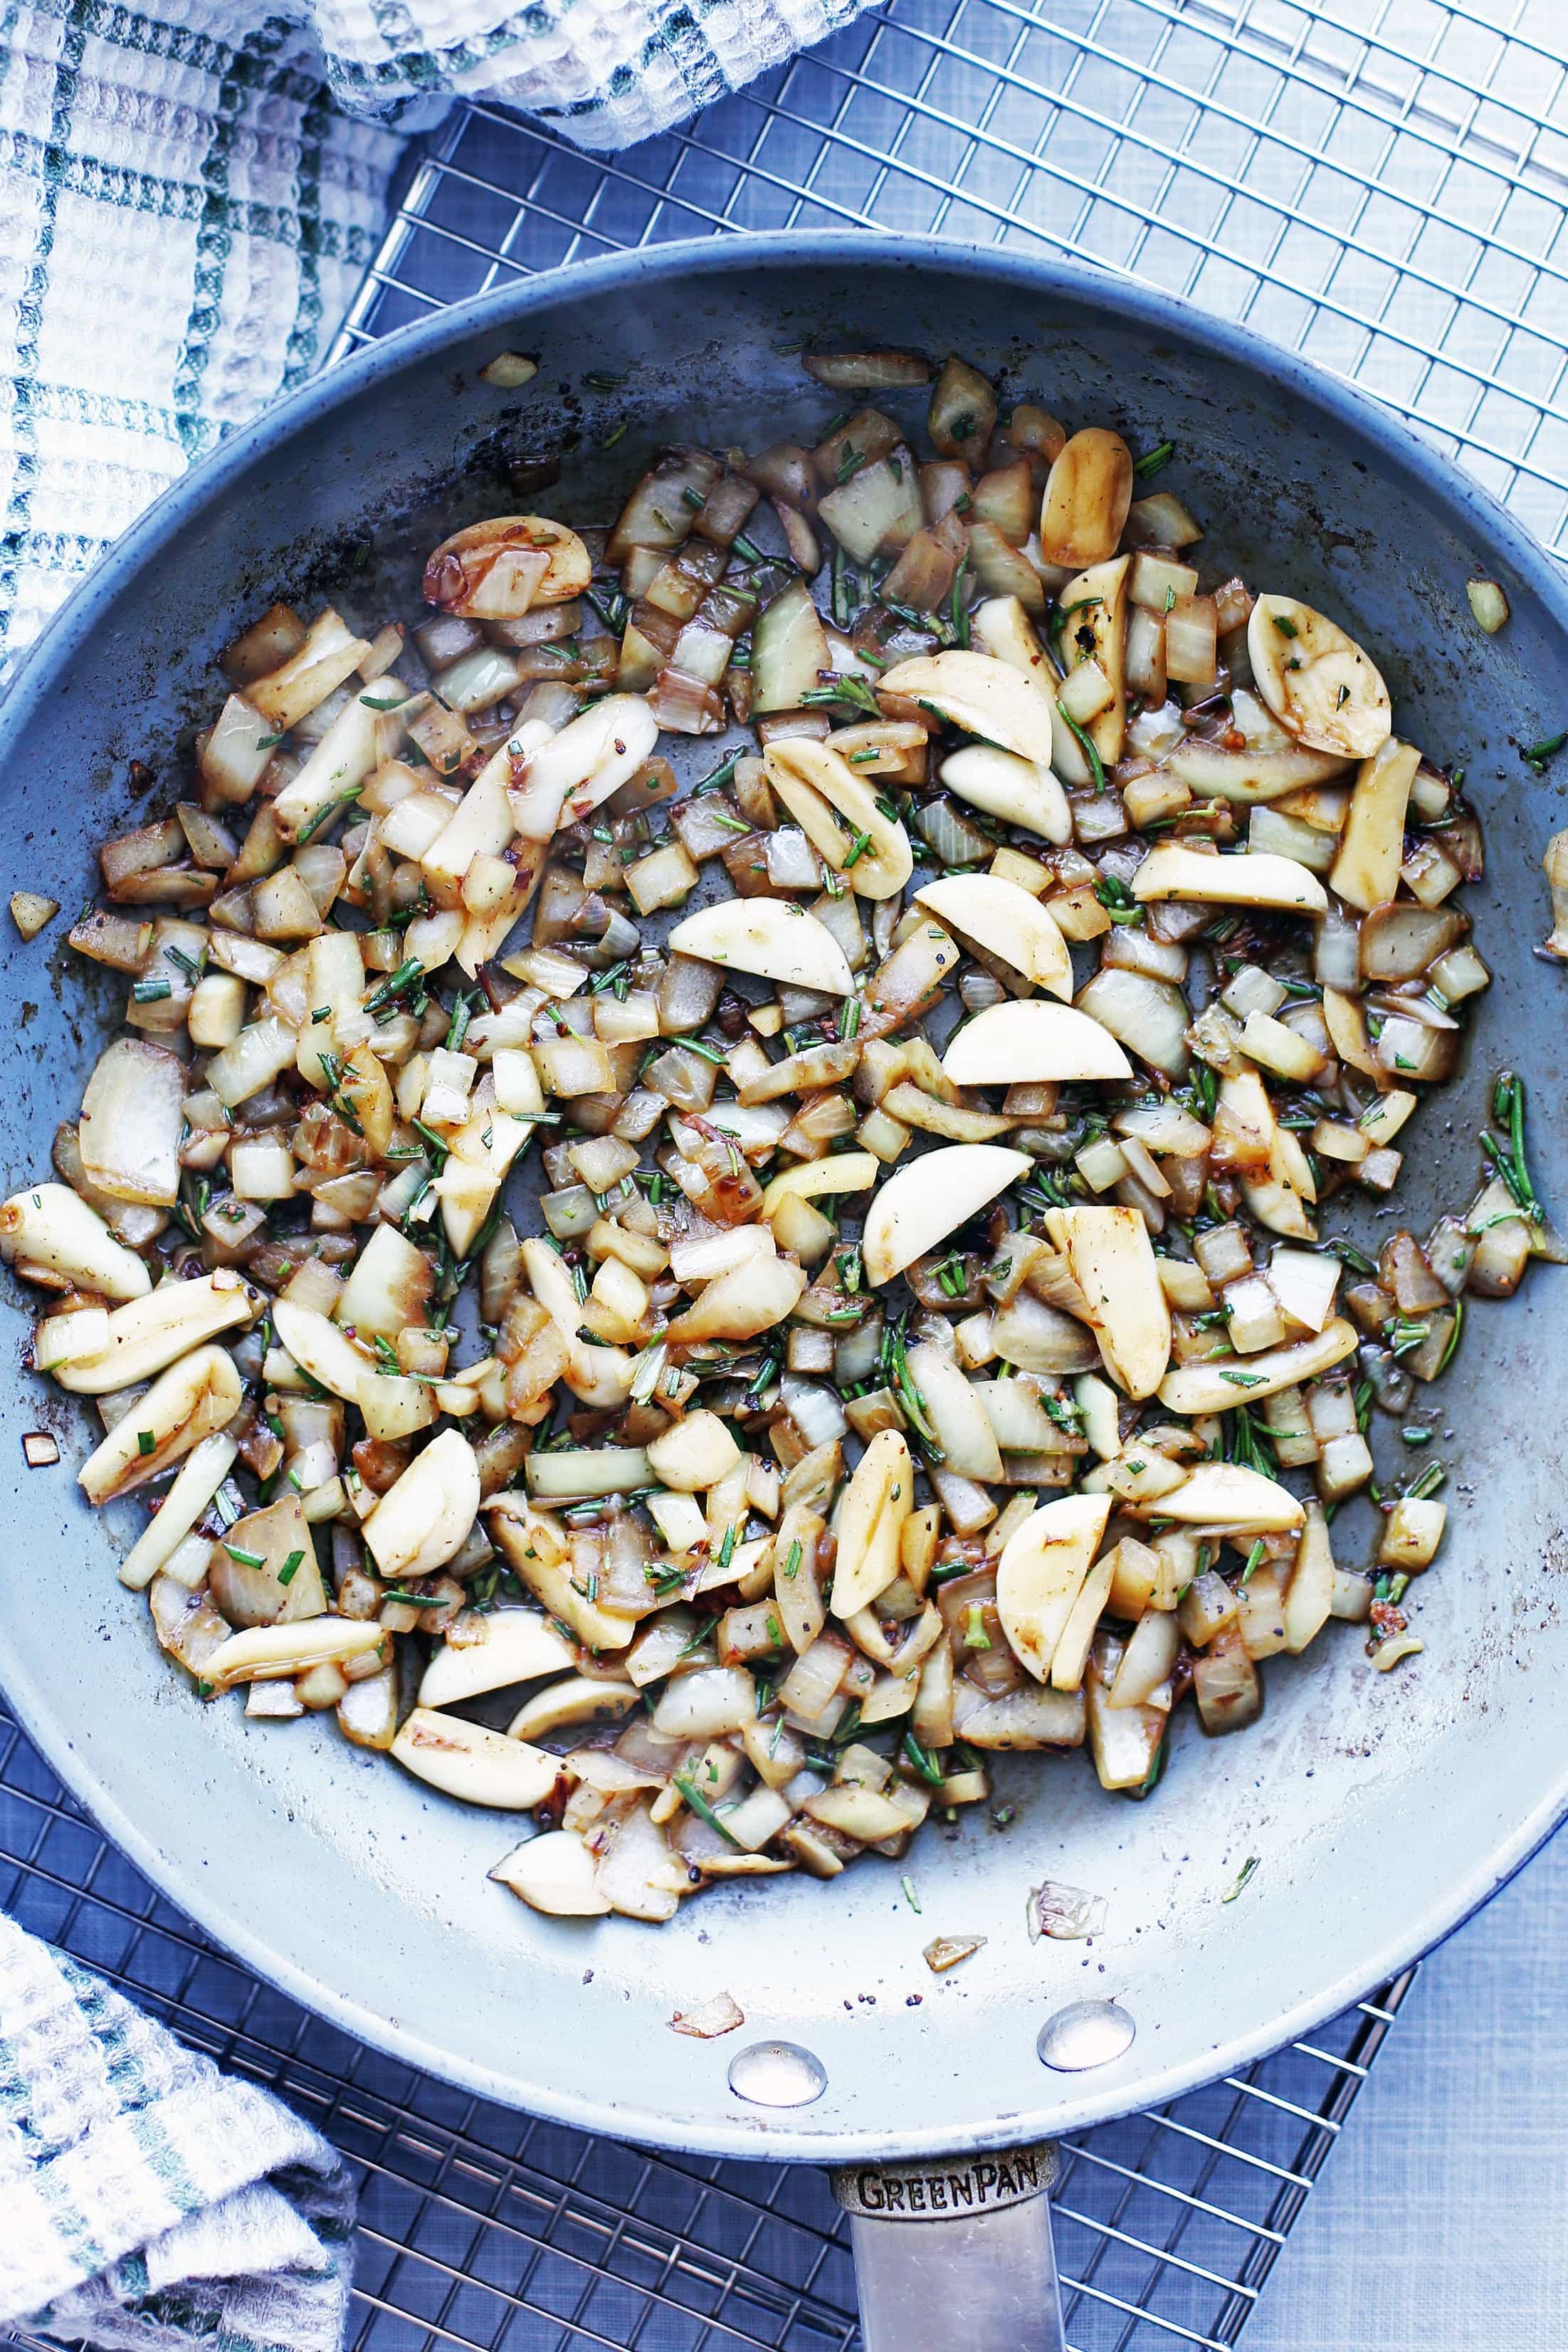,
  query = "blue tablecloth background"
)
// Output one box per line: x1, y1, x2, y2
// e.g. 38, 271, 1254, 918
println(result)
1249, 1826, 1568, 2348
